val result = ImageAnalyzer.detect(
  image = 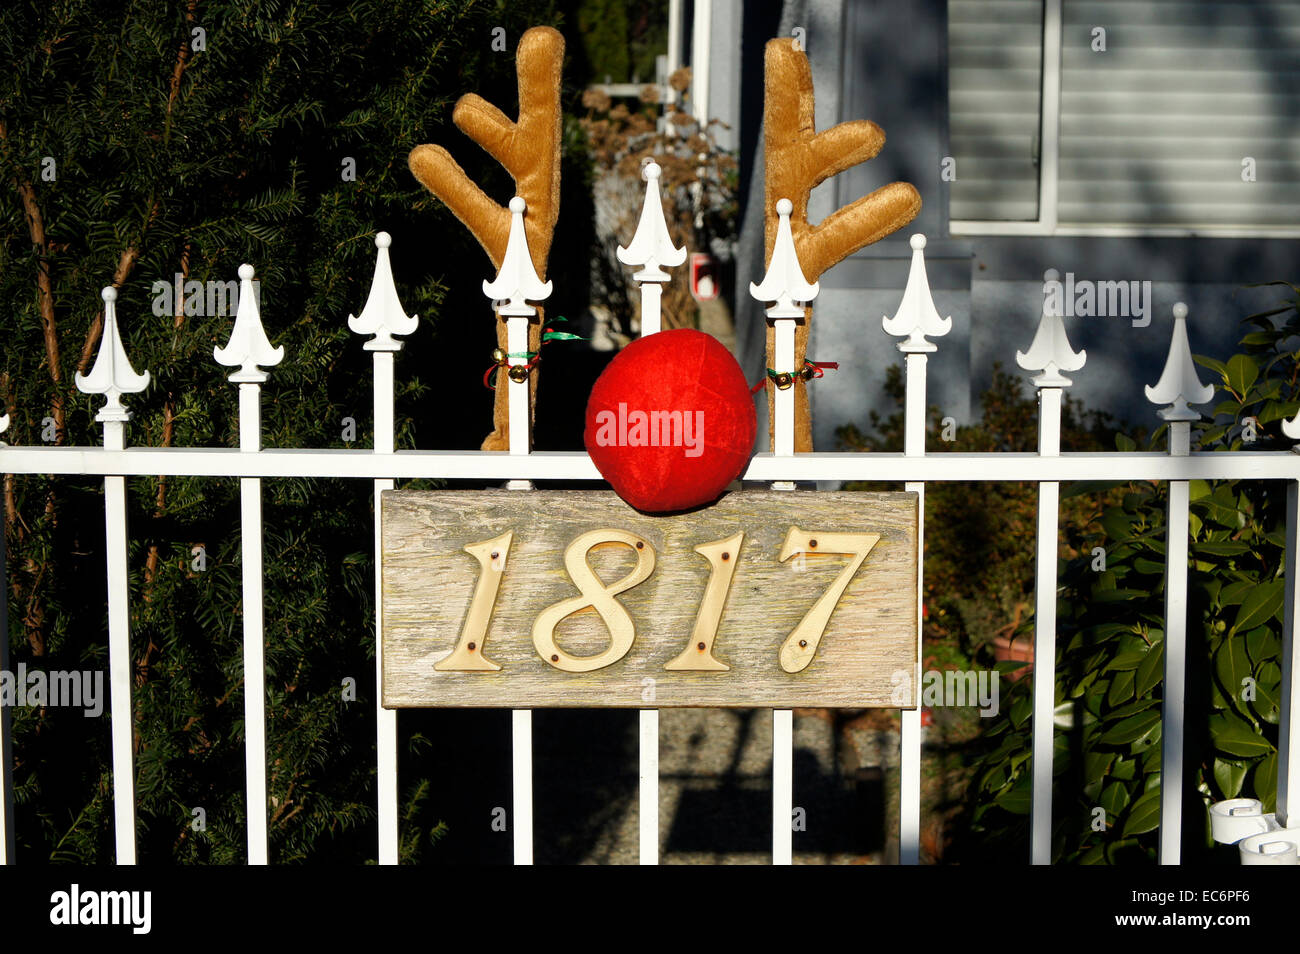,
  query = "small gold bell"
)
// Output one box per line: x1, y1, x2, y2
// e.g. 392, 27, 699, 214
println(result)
801, 366, 816, 381
491, 347, 506, 364
774, 372, 794, 390
507, 365, 529, 383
